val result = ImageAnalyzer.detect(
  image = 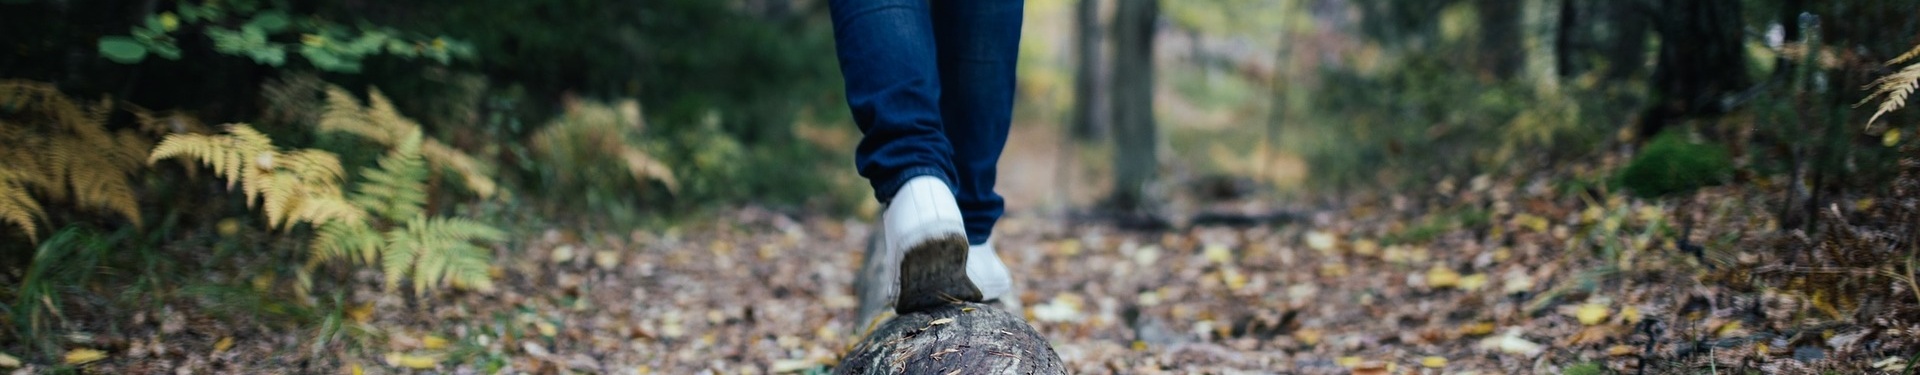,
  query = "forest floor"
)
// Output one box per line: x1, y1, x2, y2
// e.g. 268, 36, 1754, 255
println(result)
15, 126, 1920, 374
